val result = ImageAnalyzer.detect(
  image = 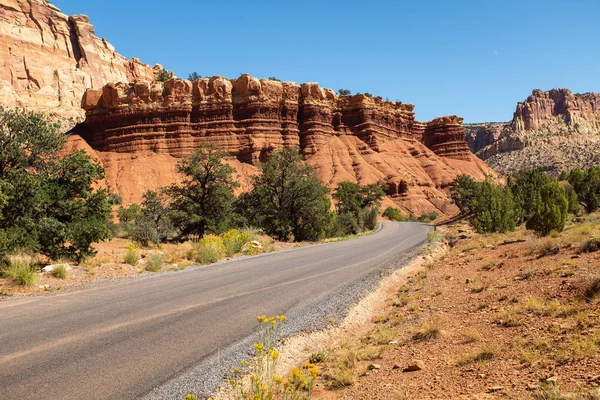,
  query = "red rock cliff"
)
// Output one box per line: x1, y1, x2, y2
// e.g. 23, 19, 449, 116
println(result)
0, 0, 157, 118
74, 75, 491, 216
